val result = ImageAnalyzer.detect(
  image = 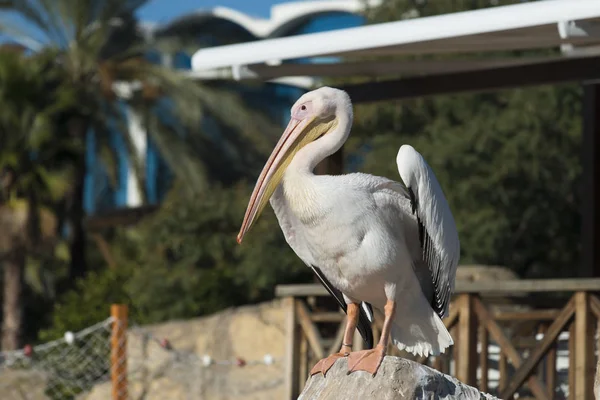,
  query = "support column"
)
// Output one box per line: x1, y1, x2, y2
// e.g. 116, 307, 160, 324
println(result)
284, 297, 300, 399
457, 294, 477, 386
581, 83, 600, 278
573, 292, 594, 400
